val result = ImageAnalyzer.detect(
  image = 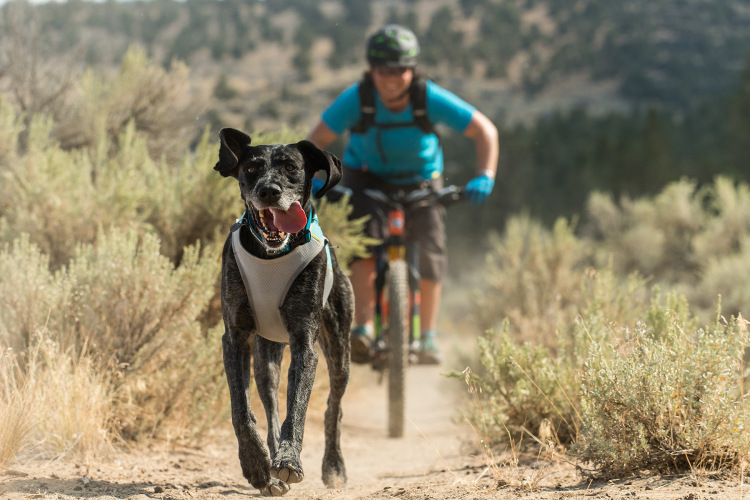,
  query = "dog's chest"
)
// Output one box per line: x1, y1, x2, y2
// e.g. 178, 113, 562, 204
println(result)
231, 224, 334, 343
